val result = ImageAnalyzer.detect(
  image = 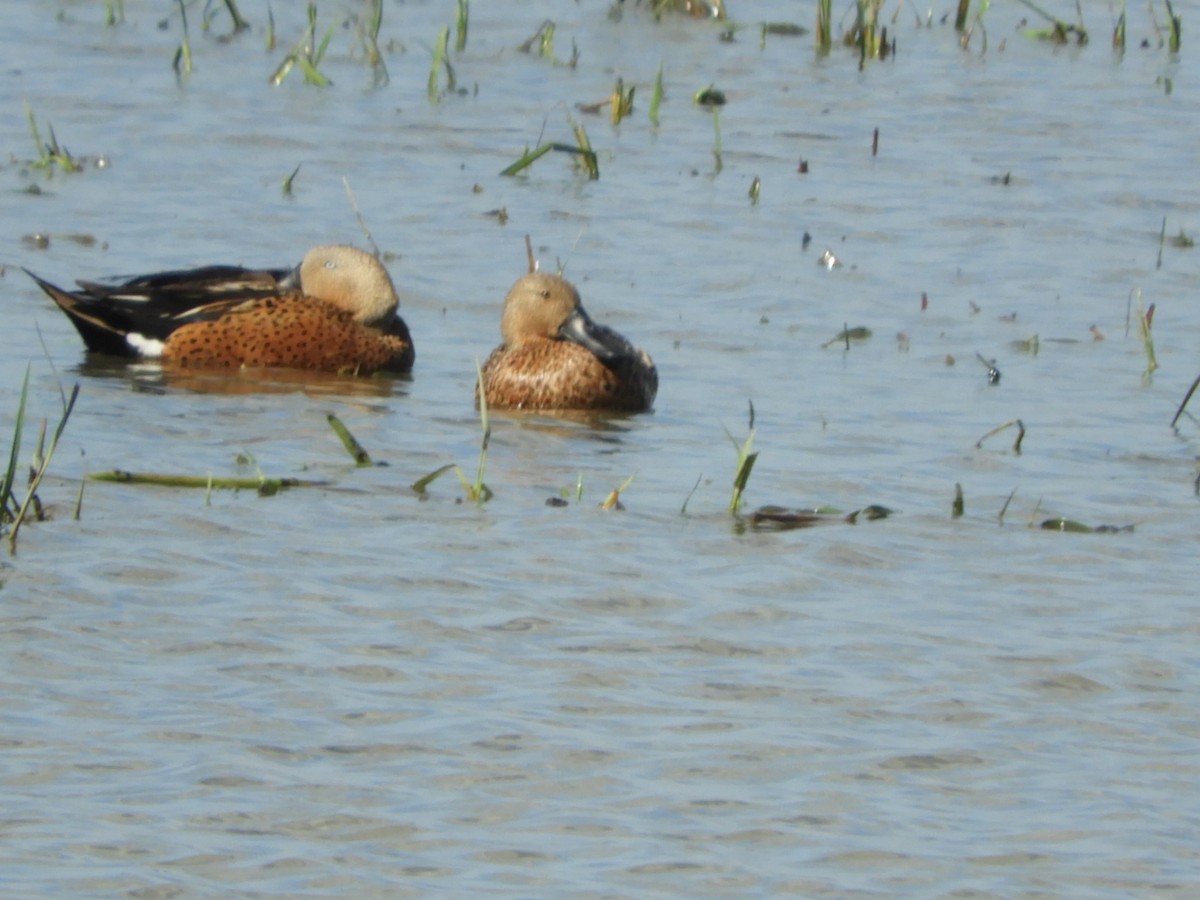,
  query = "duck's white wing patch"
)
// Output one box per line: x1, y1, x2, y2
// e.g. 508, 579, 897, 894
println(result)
126, 333, 165, 357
